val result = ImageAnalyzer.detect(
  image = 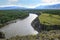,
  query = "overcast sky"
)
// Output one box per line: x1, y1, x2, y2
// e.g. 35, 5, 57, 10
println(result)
0, 0, 60, 8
